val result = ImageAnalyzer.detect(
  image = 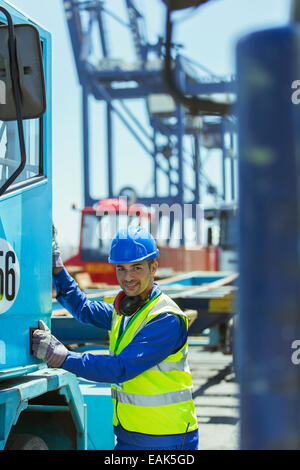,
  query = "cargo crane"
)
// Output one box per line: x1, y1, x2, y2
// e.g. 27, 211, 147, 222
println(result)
62, 0, 238, 284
